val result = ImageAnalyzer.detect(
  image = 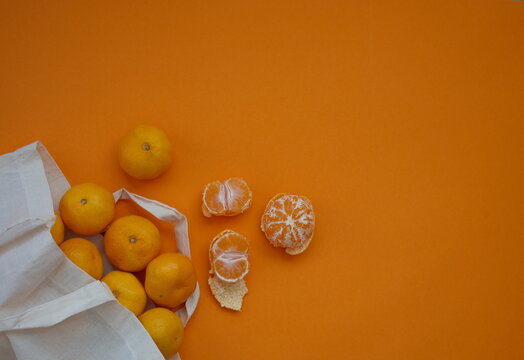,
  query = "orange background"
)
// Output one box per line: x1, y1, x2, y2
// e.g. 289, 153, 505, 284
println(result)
1, 1, 524, 359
